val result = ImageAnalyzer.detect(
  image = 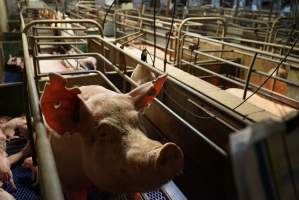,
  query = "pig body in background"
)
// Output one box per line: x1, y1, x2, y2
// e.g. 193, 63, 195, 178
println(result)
41, 73, 183, 200
0, 188, 15, 200
22, 157, 38, 186
131, 49, 156, 85
131, 64, 156, 85
0, 116, 27, 139
0, 150, 15, 190
0, 117, 11, 125
77, 57, 97, 70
